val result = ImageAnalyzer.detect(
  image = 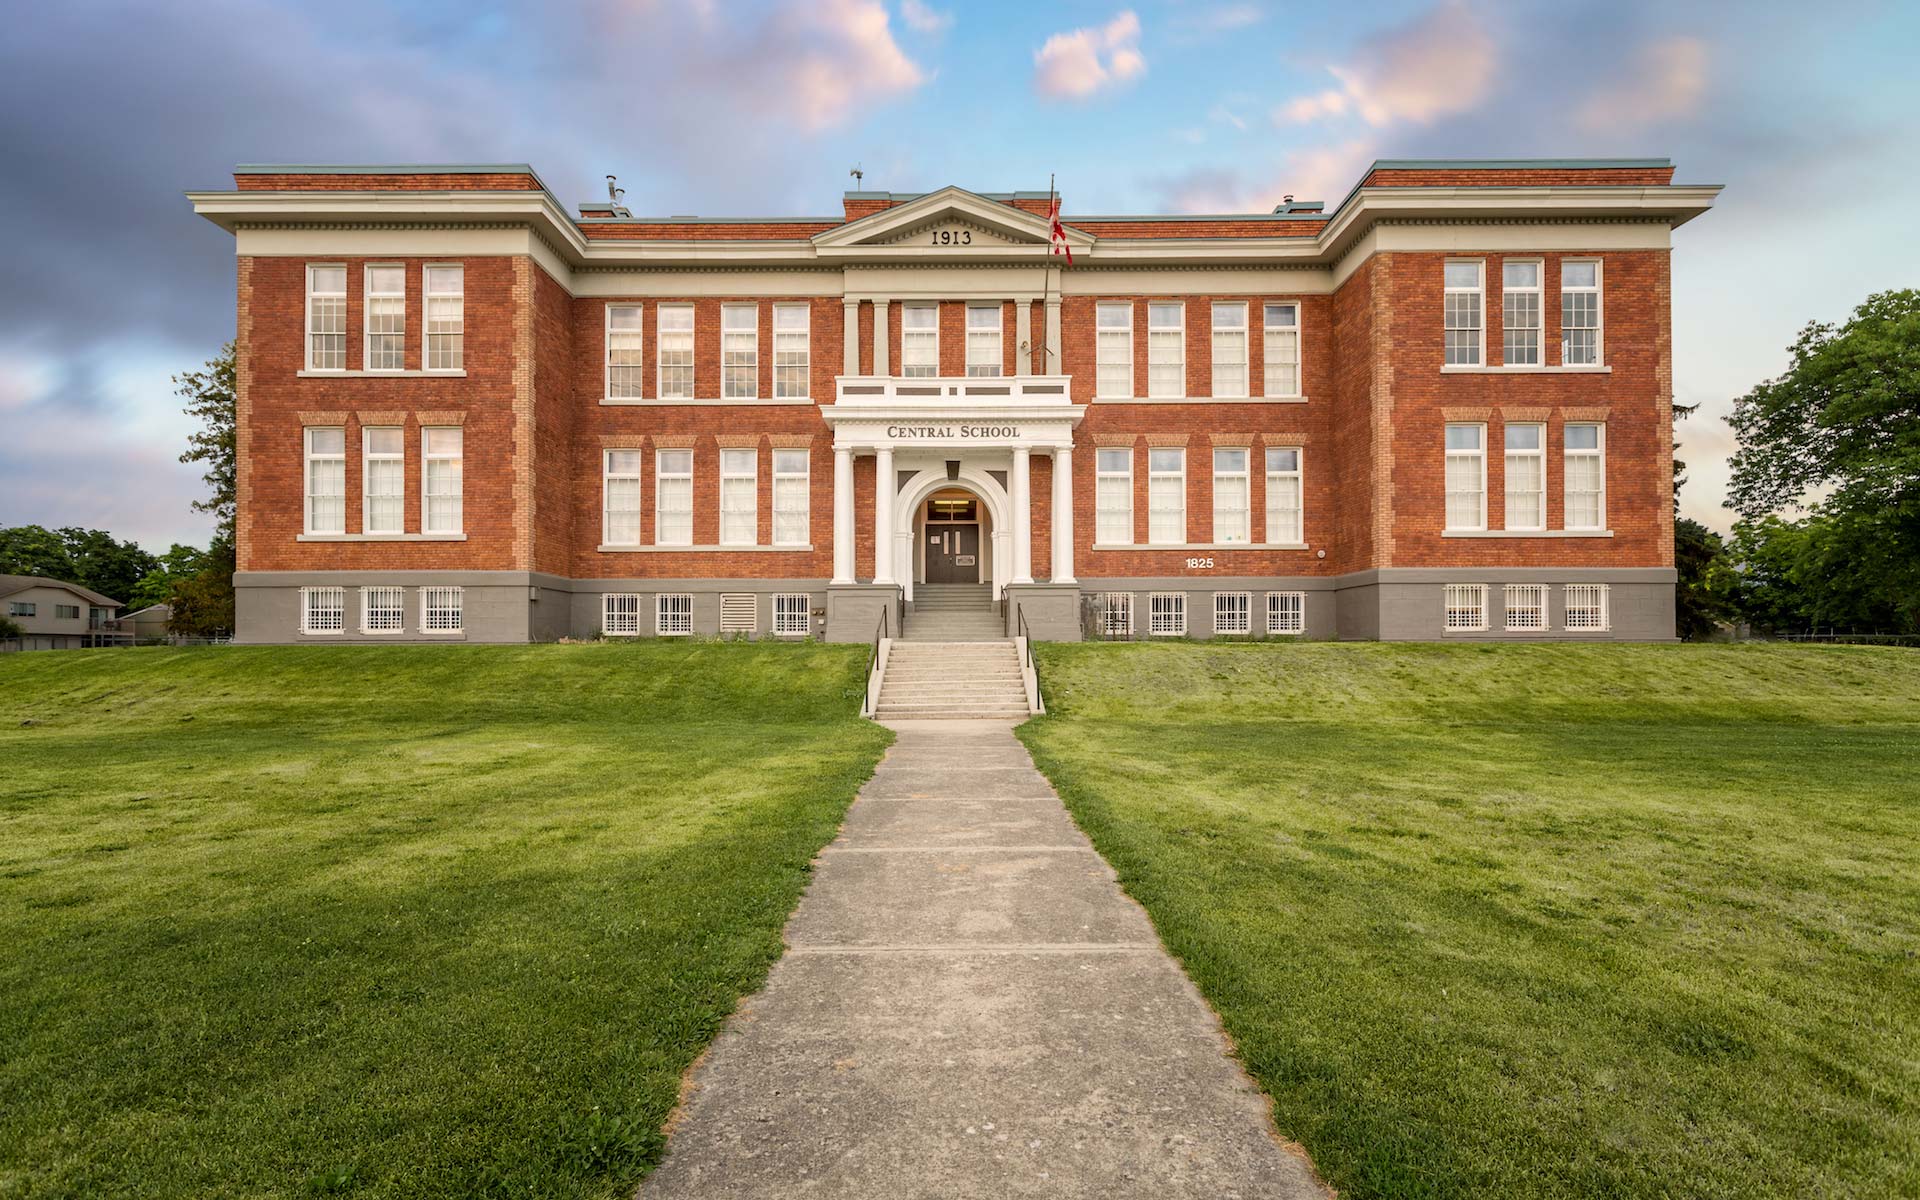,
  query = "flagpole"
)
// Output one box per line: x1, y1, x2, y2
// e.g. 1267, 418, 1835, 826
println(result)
1045, 173, 1057, 372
